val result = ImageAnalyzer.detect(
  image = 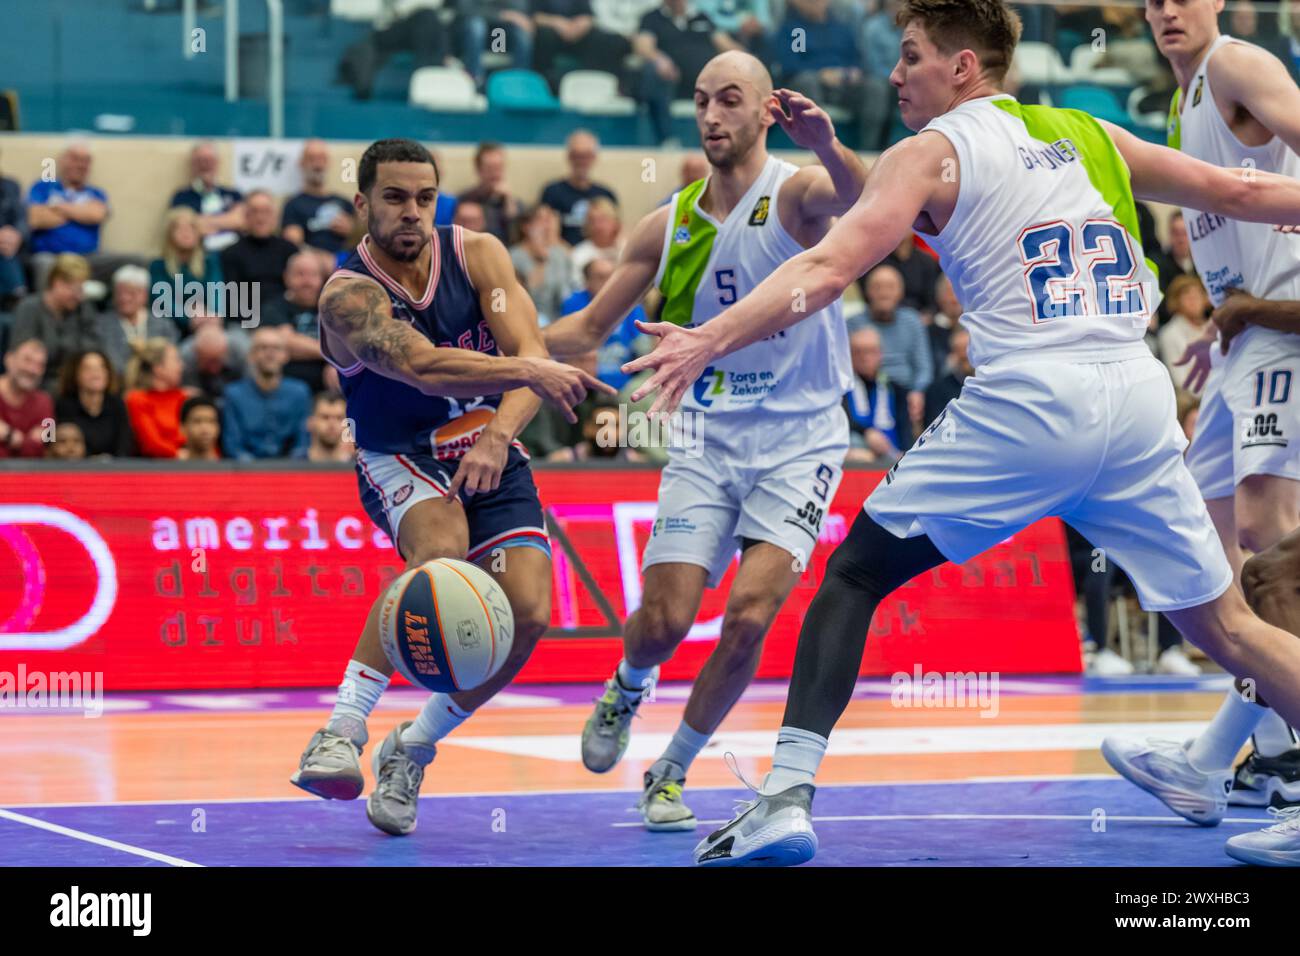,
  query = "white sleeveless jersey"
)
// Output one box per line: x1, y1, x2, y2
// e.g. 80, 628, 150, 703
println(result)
654, 154, 851, 416
918, 95, 1161, 368
1169, 35, 1300, 308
